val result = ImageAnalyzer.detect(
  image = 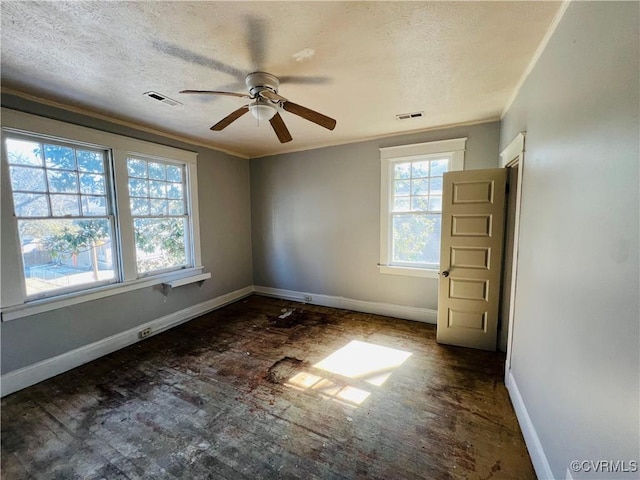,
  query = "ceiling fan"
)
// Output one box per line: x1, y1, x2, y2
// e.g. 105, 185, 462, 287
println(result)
180, 71, 336, 143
